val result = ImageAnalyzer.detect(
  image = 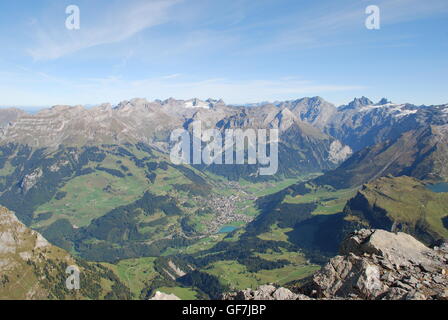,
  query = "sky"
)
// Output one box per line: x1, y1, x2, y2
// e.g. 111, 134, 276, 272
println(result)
0, 0, 447, 108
